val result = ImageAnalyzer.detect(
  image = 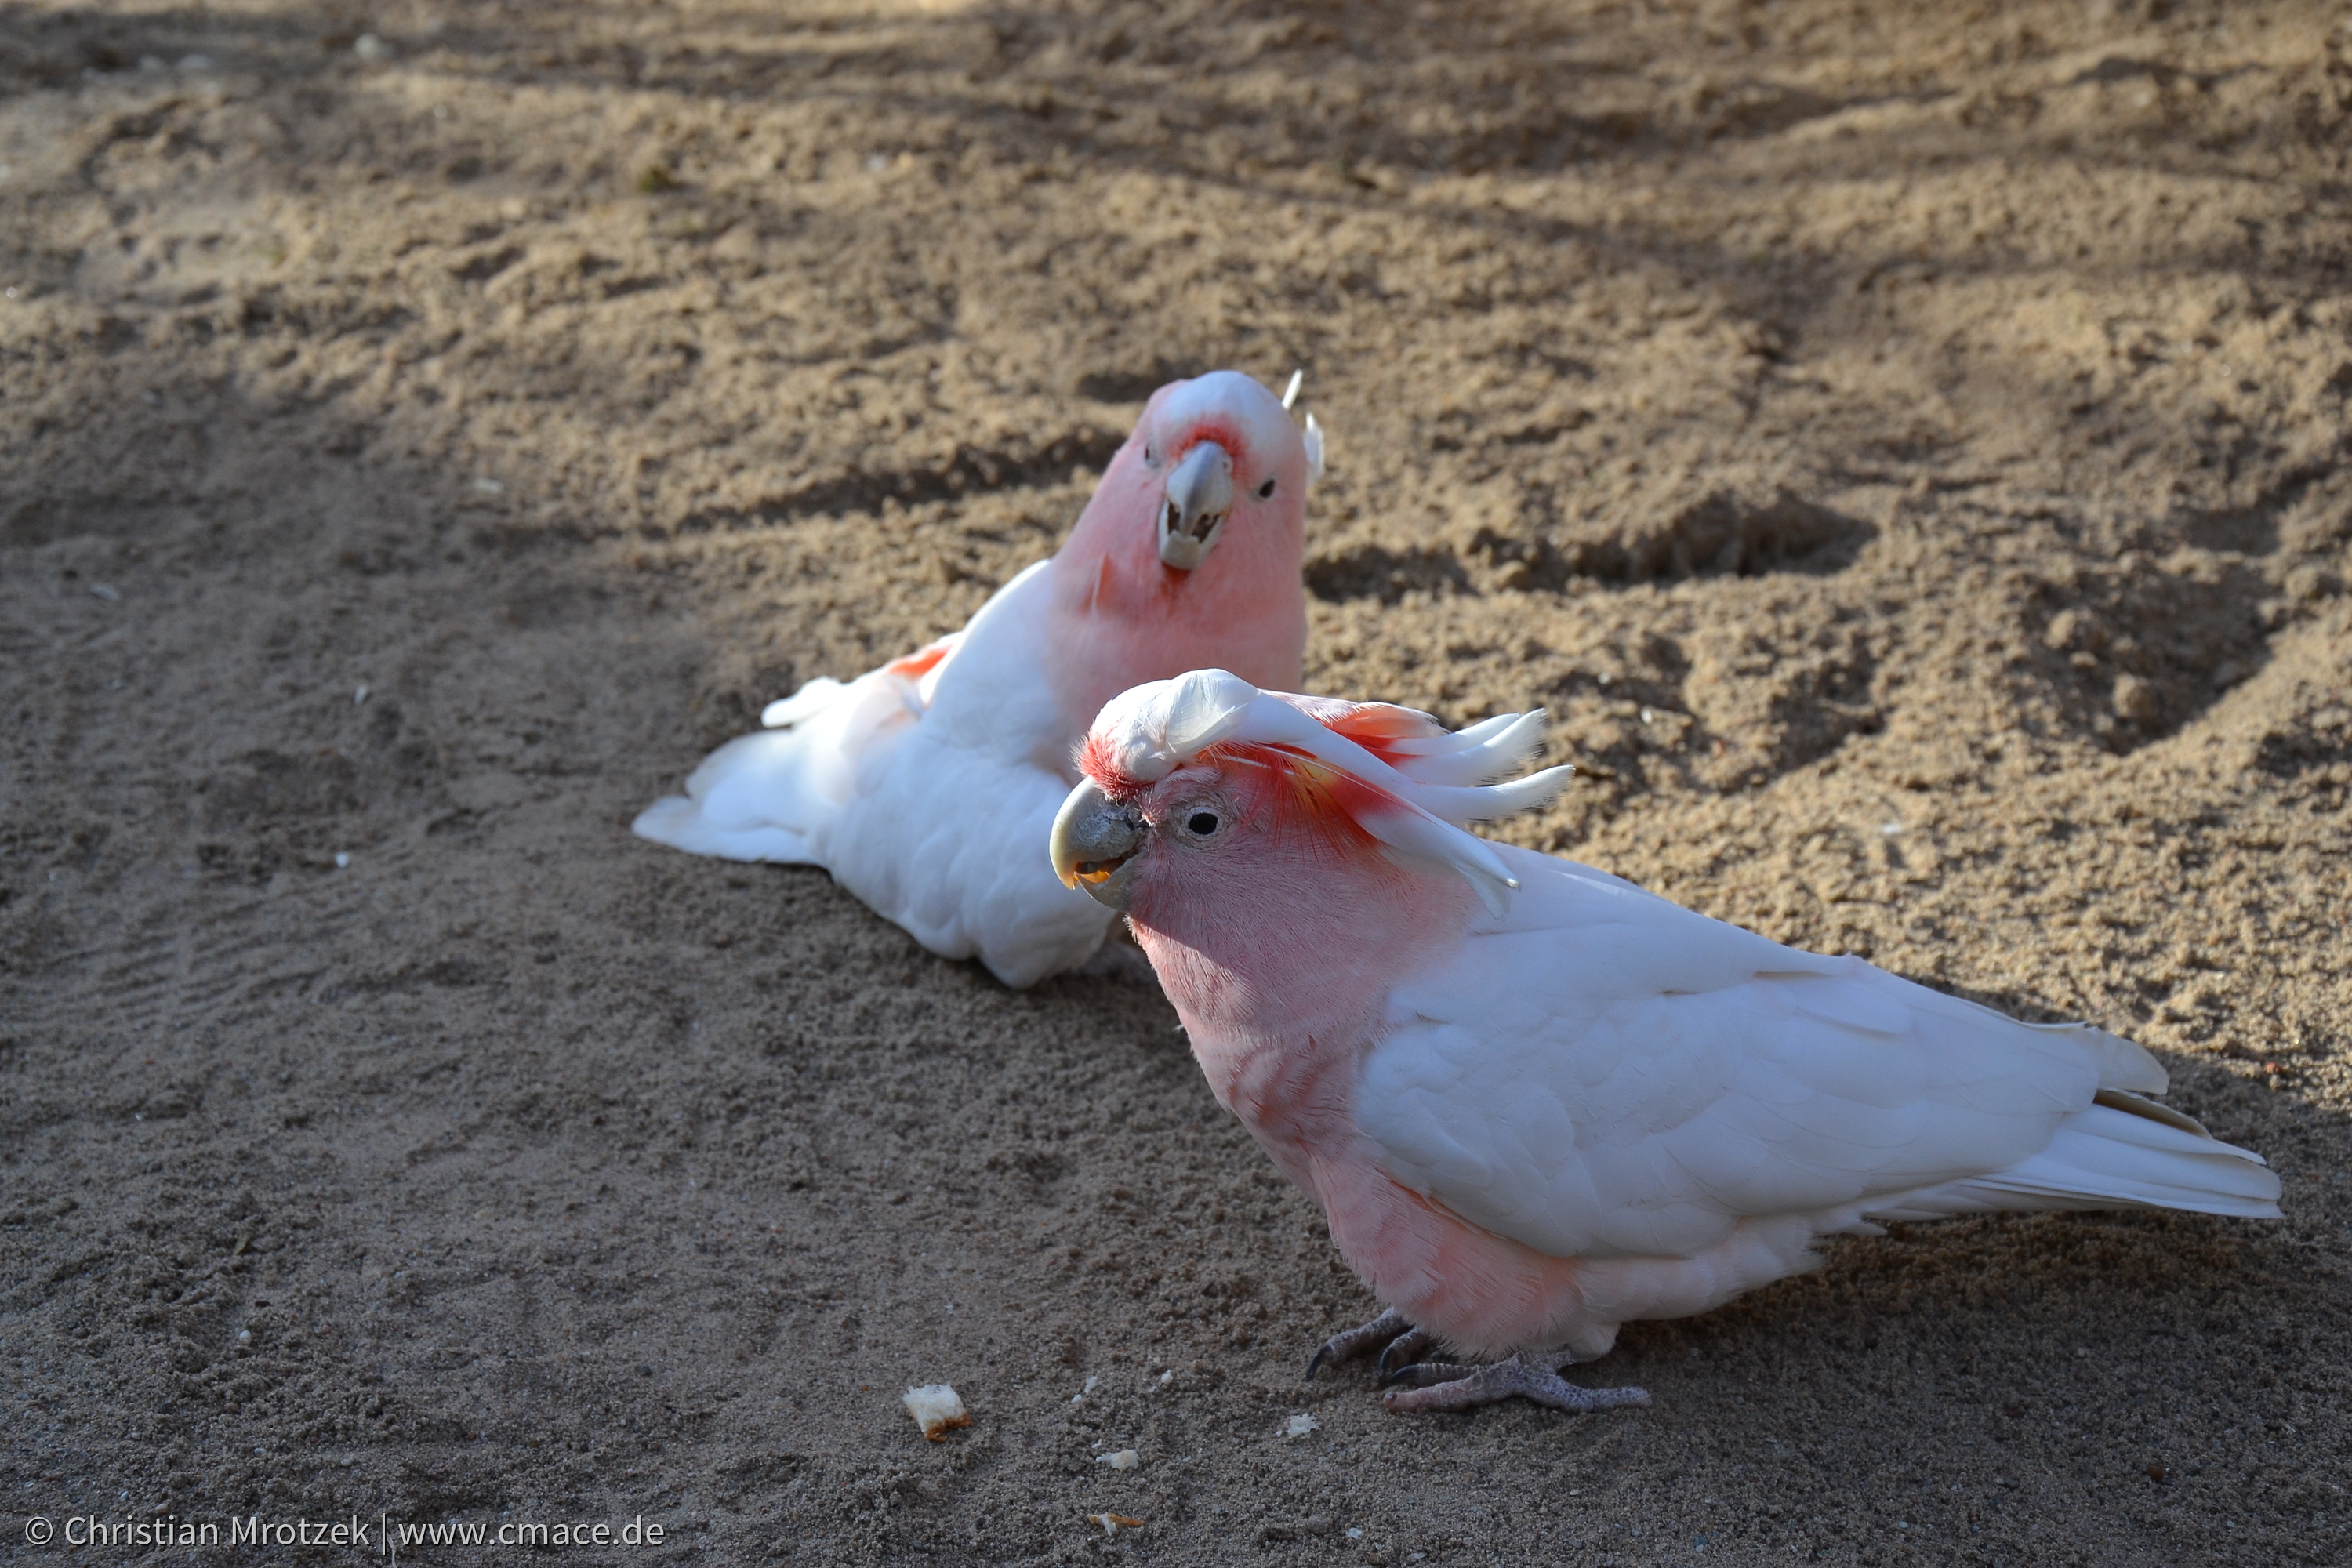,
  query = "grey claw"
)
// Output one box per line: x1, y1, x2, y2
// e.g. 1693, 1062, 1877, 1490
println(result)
1376, 1327, 1439, 1384
1381, 1359, 1472, 1390
1306, 1306, 1412, 1381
